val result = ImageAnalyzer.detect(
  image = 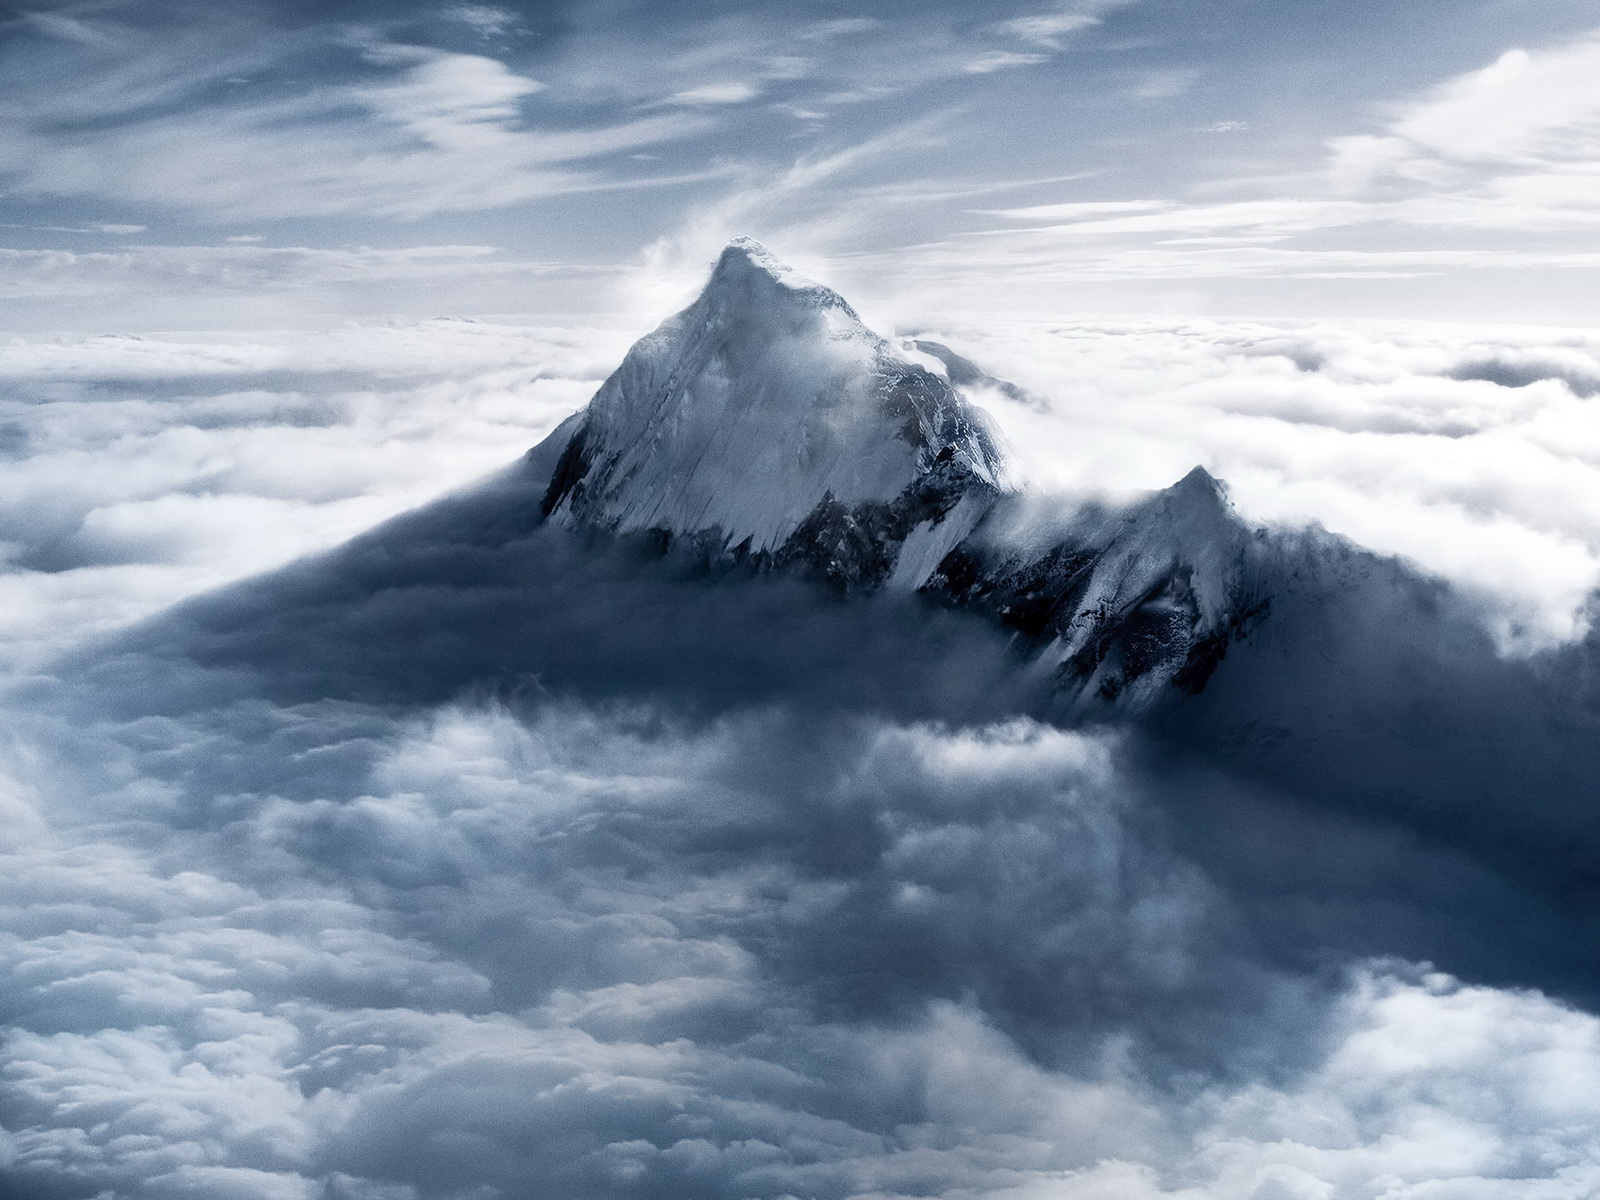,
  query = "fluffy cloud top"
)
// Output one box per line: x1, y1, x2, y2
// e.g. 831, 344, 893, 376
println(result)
1, 283, 1599, 1198
0, 319, 629, 669
921, 317, 1600, 647
4, 688, 1600, 1200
